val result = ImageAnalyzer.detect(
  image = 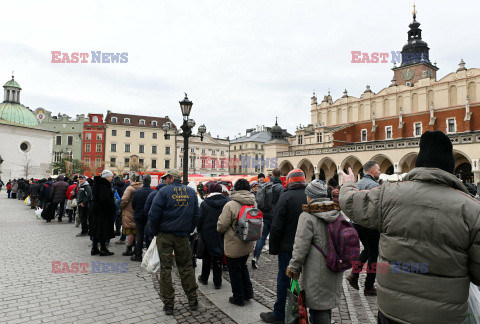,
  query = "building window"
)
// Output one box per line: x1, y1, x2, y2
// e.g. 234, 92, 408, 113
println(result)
139, 119, 145, 126
212, 149, 216, 155
140, 132, 145, 138
165, 134, 171, 140
234, 146, 236, 150
317, 133, 322, 143
152, 145, 157, 154
139, 145, 145, 154
110, 157, 116, 166
92, 116, 99, 123
179, 158, 183, 168
414, 122, 422, 137
361, 129, 367, 142
54, 152, 62, 162
221, 160, 225, 169
152, 132, 157, 139
111, 143, 117, 152
139, 158, 144, 166
112, 129, 117, 136
84, 158, 90, 164
126, 131, 130, 137
165, 160, 170, 169
124, 118, 130, 124
385, 126, 393, 140
152, 121, 157, 127
96, 133, 103, 140
125, 144, 130, 153
180, 147, 184, 152
240, 145, 242, 150
165, 146, 170, 155
67, 136, 74, 146
85, 133, 91, 140
190, 148, 195, 153
212, 159, 216, 169
111, 117, 117, 123
124, 158, 130, 165
96, 158, 101, 164
201, 159, 206, 169
85, 144, 91, 152
201, 149, 206, 154
221, 150, 224, 155
152, 159, 157, 169
447, 118, 456, 134
56, 135, 62, 145
190, 157, 195, 168
96, 144, 102, 152
297, 135, 303, 145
